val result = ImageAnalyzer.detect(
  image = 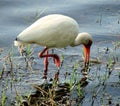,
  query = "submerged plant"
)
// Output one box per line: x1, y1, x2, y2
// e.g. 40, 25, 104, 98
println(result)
1, 90, 7, 106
